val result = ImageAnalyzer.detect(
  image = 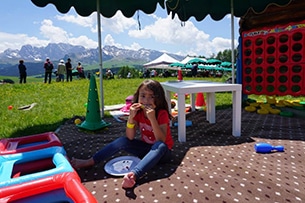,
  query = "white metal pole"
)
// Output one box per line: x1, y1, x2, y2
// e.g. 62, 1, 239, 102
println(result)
97, 0, 104, 117
231, 0, 235, 84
